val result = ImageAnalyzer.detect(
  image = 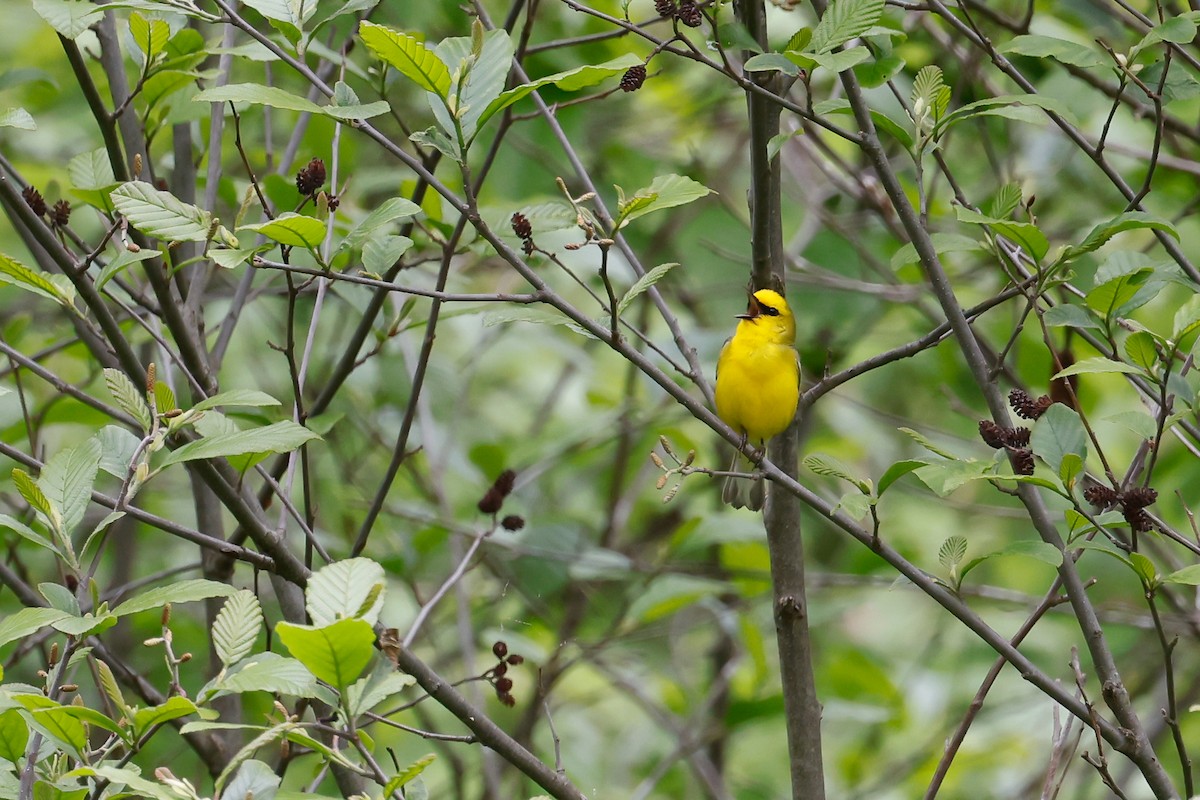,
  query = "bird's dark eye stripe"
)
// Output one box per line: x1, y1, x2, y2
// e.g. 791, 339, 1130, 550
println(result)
762, 305, 779, 316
